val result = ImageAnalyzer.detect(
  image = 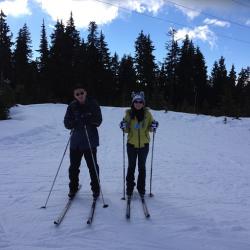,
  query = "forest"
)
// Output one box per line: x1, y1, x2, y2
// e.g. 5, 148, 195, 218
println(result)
0, 10, 249, 119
